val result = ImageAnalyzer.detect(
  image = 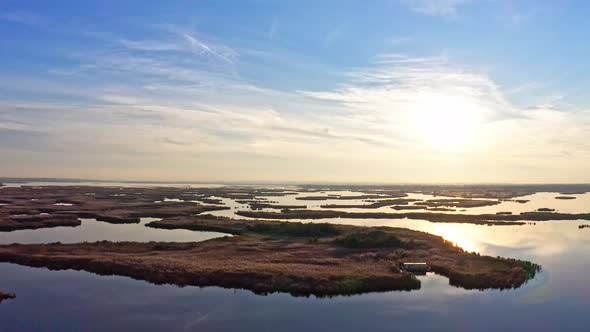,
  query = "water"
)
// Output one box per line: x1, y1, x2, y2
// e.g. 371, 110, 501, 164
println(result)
207, 190, 590, 218
1, 184, 589, 331
0, 218, 229, 245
